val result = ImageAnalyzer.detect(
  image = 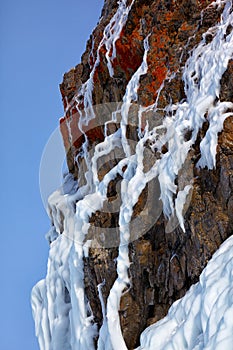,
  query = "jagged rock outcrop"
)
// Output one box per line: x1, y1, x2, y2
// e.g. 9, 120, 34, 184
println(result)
56, 1, 233, 348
